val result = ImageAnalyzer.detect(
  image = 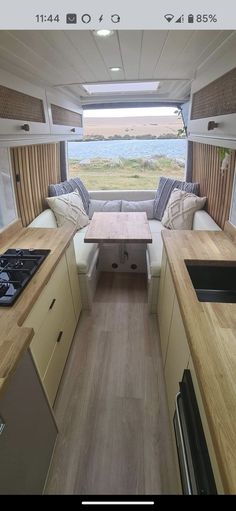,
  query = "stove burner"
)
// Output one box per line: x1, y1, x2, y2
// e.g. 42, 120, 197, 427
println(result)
0, 248, 50, 306
0, 282, 10, 297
